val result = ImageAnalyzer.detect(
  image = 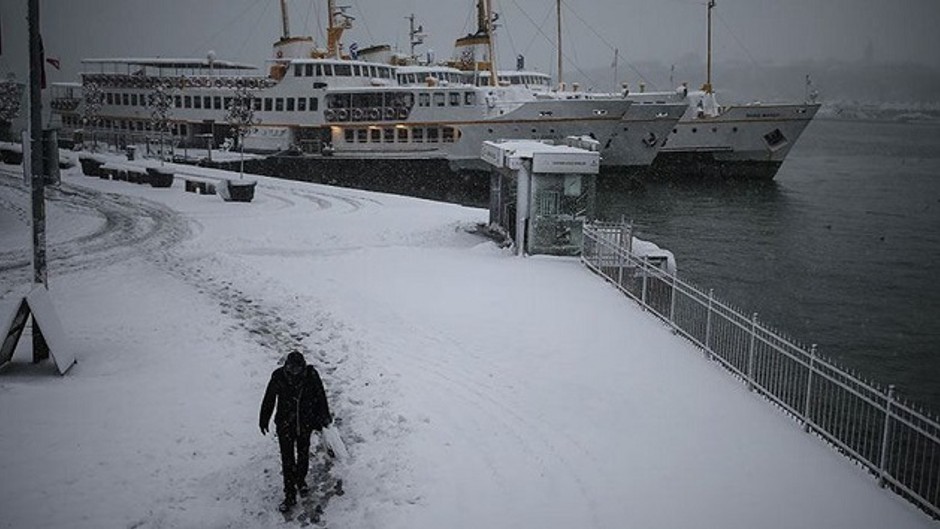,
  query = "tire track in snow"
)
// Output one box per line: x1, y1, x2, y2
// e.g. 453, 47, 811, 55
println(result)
0, 172, 192, 286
